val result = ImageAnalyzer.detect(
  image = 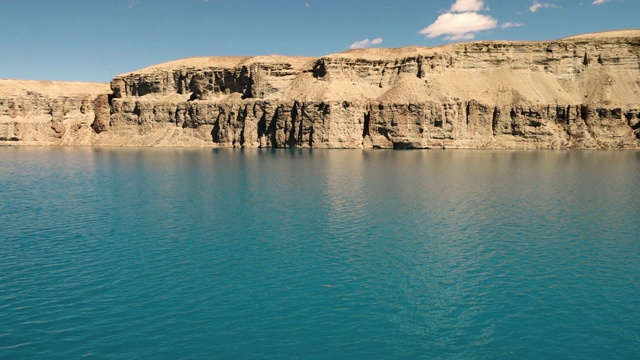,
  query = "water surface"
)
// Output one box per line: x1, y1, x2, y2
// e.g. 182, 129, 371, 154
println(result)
1, 148, 639, 359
